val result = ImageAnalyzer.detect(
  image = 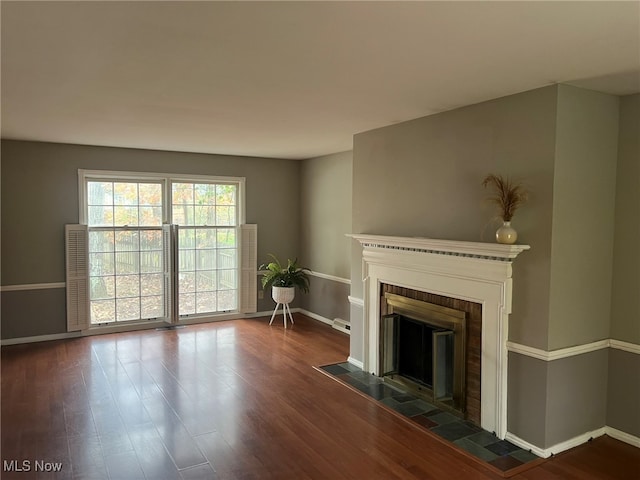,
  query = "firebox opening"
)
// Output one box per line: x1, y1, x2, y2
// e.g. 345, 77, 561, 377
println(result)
397, 316, 454, 397
380, 293, 466, 416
